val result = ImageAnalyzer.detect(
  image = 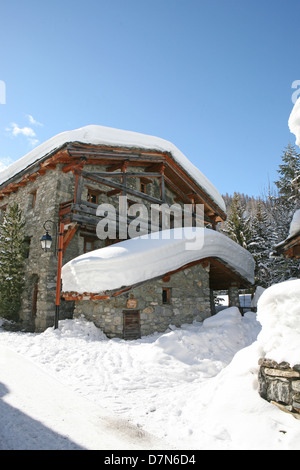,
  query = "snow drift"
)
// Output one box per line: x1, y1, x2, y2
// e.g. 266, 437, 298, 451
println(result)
257, 279, 300, 366
61, 227, 255, 294
0, 124, 226, 214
